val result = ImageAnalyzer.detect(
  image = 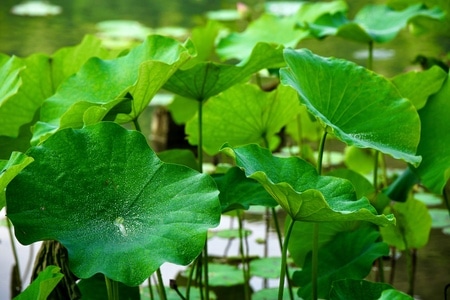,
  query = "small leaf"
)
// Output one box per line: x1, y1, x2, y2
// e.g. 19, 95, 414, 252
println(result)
211, 228, 252, 239
253, 288, 291, 300
216, 14, 306, 60
187, 84, 300, 155
7, 122, 221, 286
216, 0, 347, 60
380, 197, 432, 250
288, 219, 358, 268
77, 274, 140, 300
157, 149, 198, 170
307, 3, 445, 43
281, 48, 422, 166
427, 208, 450, 229
0, 152, 33, 209
250, 257, 287, 279
329, 279, 412, 300
344, 146, 376, 175
222, 144, 395, 226
391, 66, 447, 110
14, 266, 63, 300
207, 263, 245, 286
213, 167, 277, 213
414, 74, 450, 194
294, 226, 389, 300
0, 54, 52, 138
